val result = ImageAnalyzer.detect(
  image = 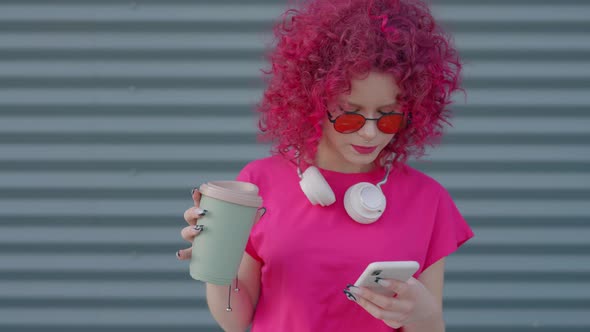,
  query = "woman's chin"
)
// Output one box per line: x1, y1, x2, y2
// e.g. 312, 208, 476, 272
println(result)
344, 153, 378, 171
